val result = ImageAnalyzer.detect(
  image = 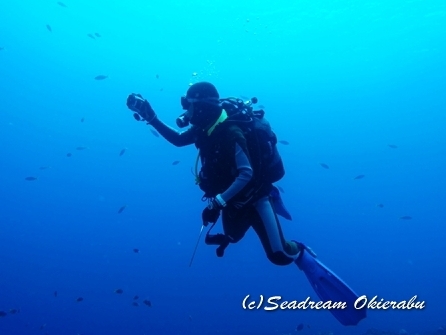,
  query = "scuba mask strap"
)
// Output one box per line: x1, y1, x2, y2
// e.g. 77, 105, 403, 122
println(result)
207, 110, 228, 136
